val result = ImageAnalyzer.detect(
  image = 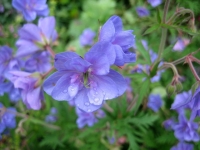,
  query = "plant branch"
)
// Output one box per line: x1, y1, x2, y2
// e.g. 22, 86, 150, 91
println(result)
46, 46, 55, 58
